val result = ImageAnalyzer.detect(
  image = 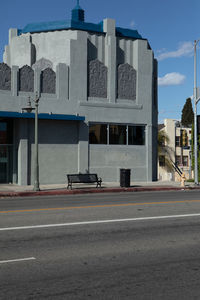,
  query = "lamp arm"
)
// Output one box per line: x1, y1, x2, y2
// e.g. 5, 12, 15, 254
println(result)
196, 97, 200, 105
